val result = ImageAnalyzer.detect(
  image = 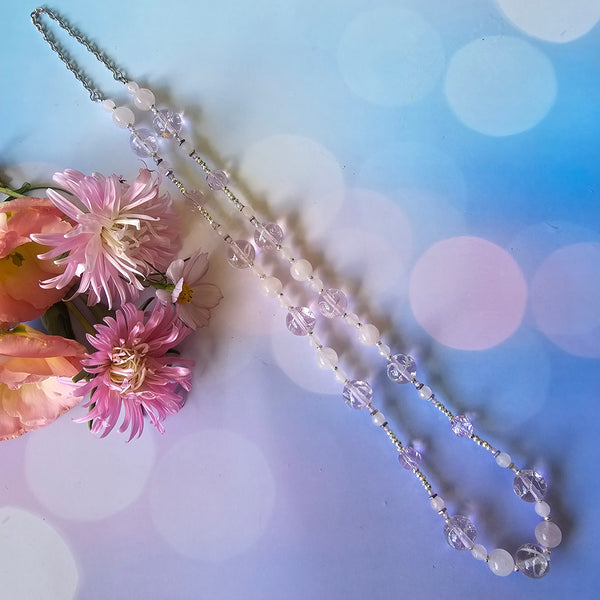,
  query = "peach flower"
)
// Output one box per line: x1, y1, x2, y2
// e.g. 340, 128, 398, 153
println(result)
0, 197, 72, 329
0, 324, 86, 441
